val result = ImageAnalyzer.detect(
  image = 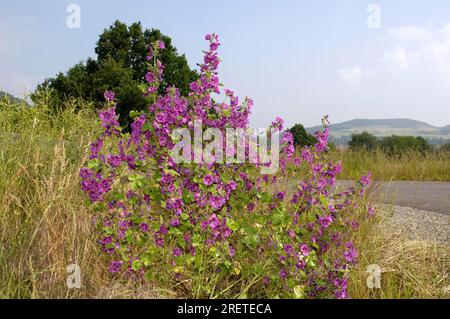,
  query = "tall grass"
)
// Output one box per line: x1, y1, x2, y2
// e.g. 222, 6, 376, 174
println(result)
348, 205, 449, 298
0, 96, 448, 298
0, 95, 102, 298
329, 148, 450, 181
